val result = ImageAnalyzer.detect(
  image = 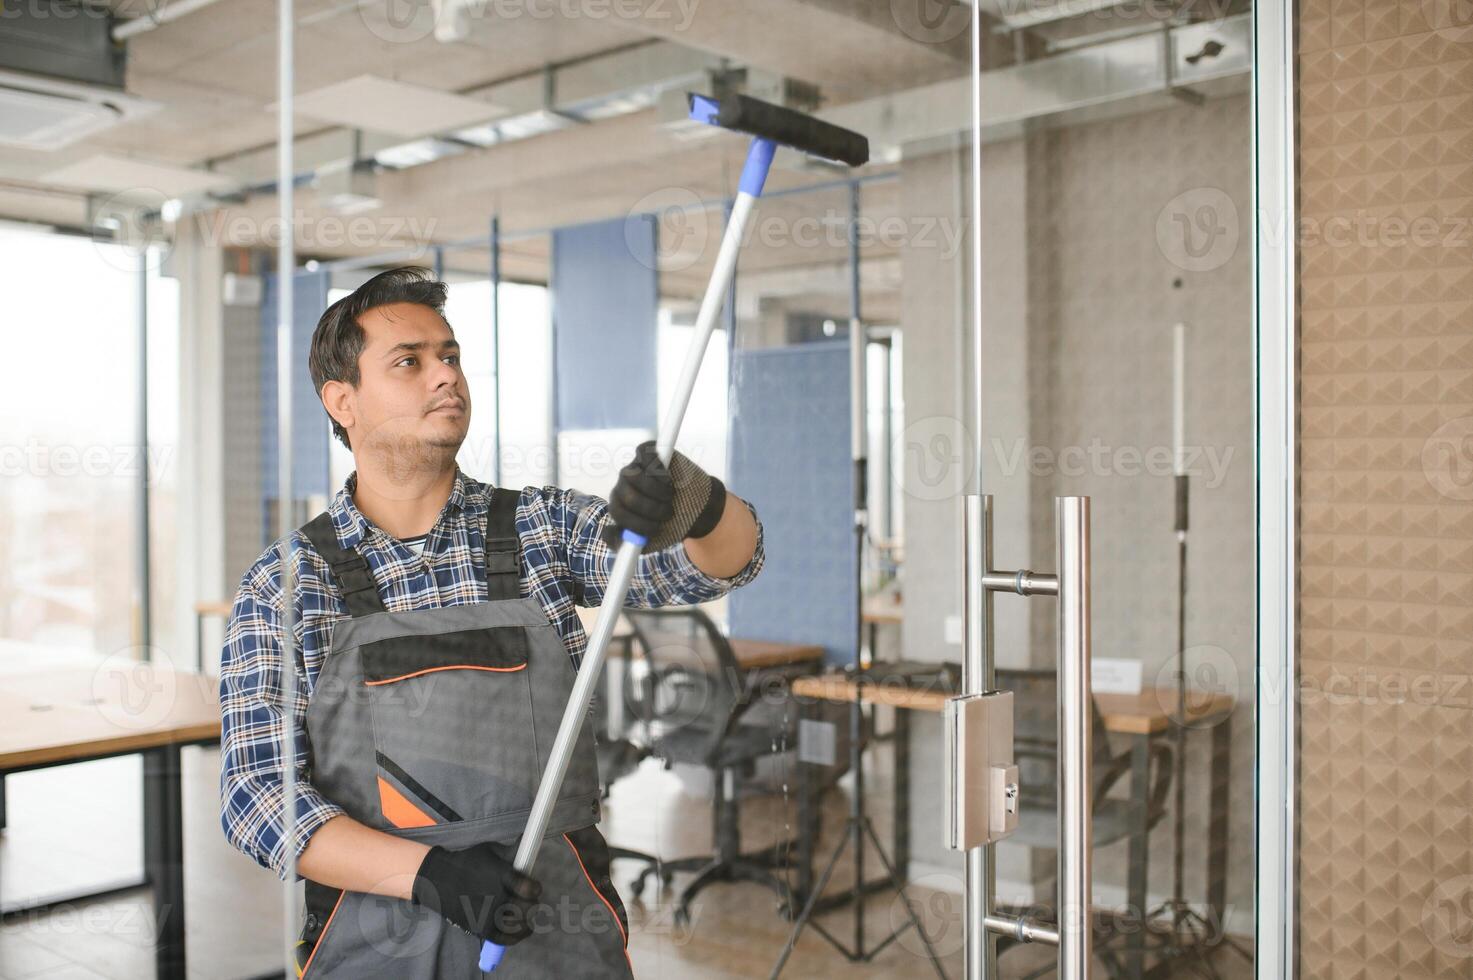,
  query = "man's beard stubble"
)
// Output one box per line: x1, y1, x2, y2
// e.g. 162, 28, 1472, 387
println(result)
363, 426, 463, 484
